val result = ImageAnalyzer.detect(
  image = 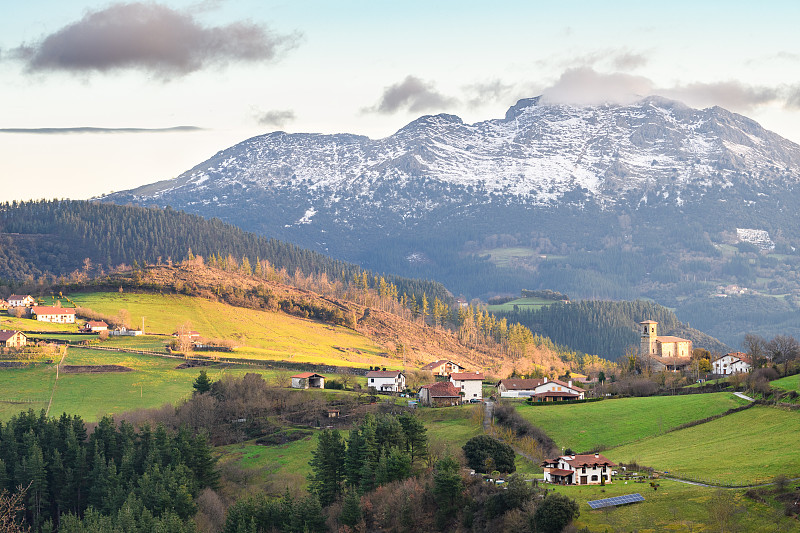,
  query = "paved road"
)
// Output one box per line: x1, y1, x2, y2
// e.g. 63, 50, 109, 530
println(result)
483, 400, 494, 432
734, 391, 755, 402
